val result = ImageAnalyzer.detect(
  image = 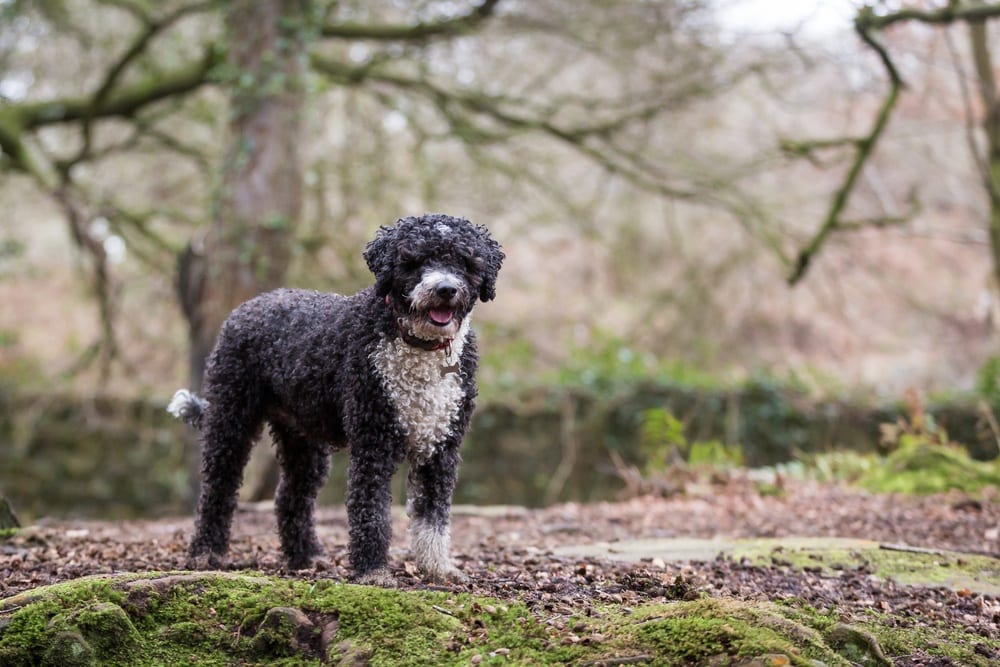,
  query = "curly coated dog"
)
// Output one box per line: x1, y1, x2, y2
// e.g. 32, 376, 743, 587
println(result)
168, 214, 503, 584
